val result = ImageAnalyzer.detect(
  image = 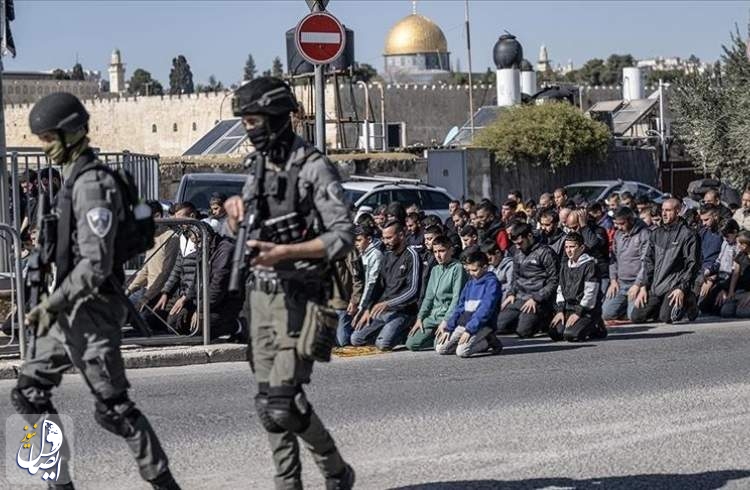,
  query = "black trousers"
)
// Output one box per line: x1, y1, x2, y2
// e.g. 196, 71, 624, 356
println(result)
549, 312, 599, 342
497, 298, 554, 338
629, 291, 696, 324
